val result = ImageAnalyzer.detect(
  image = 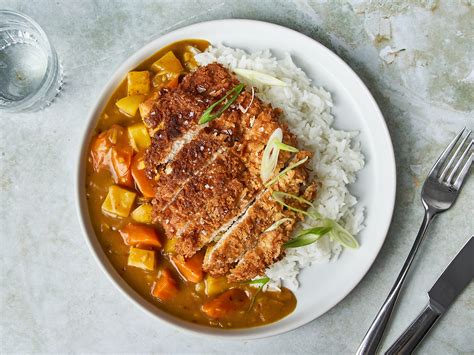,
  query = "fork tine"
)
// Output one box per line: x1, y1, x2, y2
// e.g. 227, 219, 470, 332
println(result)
447, 139, 473, 184
440, 130, 472, 181
453, 147, 473, 190
428, 127, 466, 177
